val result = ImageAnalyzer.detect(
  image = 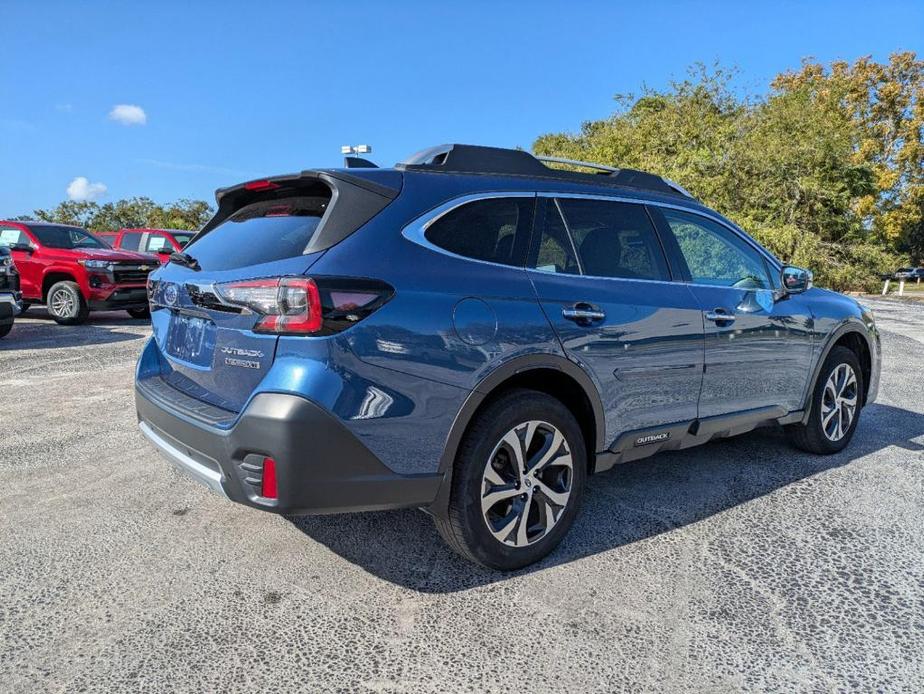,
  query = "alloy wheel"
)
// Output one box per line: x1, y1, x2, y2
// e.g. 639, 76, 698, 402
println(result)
480, 420, 573, 548
821, 363, 858, 442
50, 288, 76, 318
